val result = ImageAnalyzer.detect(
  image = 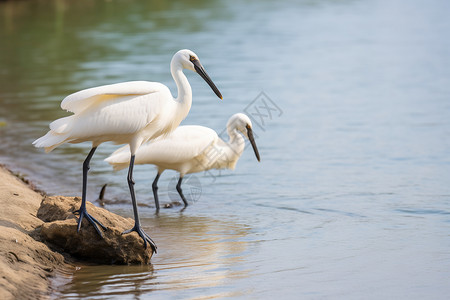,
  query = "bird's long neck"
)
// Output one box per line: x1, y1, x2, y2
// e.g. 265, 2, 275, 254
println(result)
171, 62, 192, 121
228, 128, 246, 153
216, 129, 245, 170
